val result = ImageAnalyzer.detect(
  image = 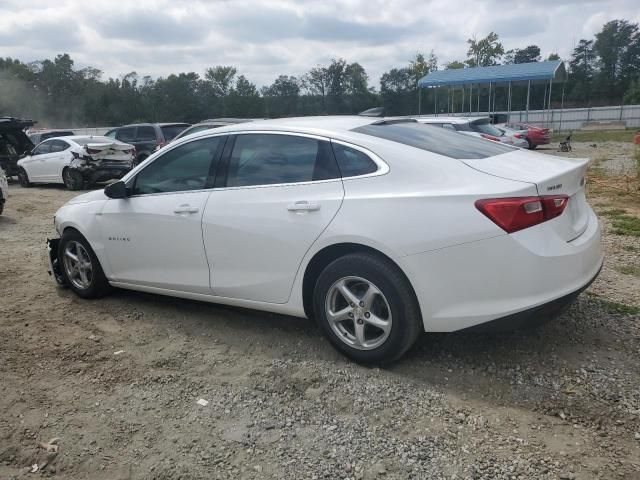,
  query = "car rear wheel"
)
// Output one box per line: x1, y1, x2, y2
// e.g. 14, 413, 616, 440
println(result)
62, 168, 84, 190
58, 229, 111, 299
313, 252, 422, 365
526, 139, 536, 150
18, 167, 33, 187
